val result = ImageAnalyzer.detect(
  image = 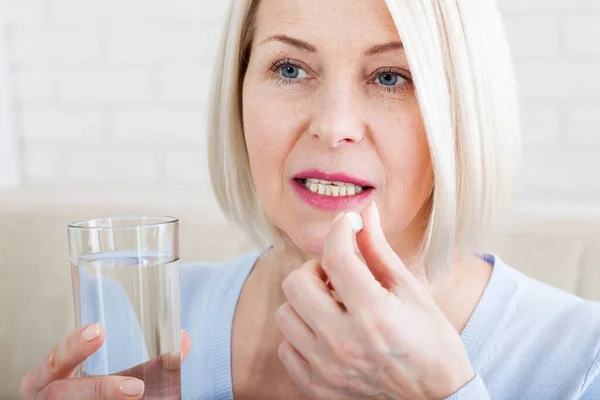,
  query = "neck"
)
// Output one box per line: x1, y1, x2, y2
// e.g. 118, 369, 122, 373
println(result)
255, 236, 313, 299
250, 235, 492, 334
255, 232, 442, 303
